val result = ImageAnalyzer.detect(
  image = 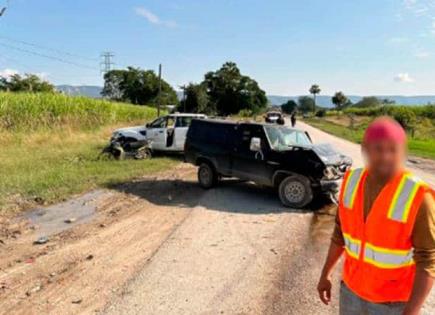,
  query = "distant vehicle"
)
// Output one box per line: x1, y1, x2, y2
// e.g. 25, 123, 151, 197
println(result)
185, 119, 352, 208
265, 111, 285, 125
110, 113, 207, 153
